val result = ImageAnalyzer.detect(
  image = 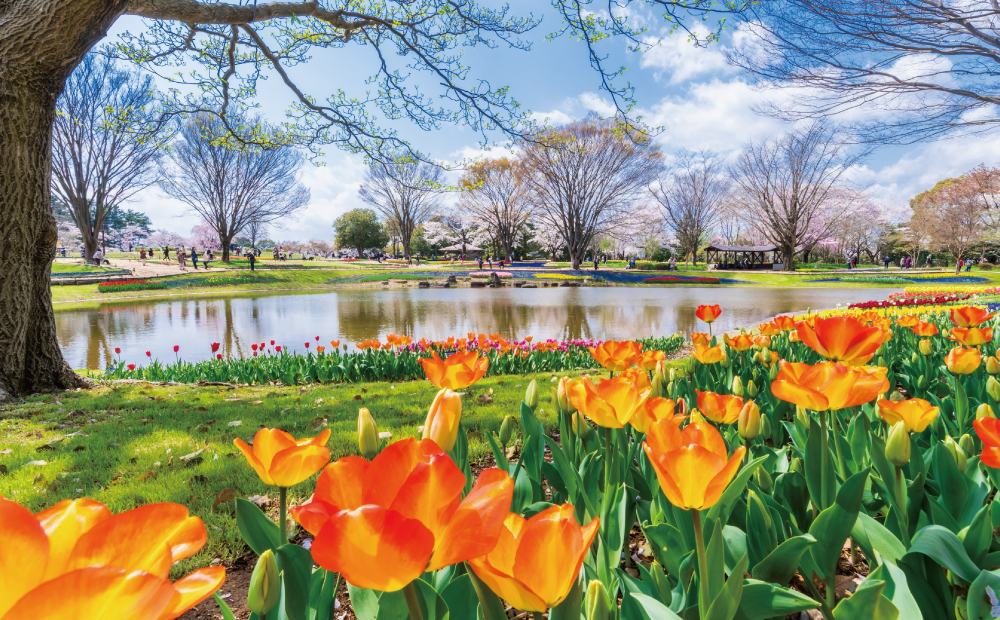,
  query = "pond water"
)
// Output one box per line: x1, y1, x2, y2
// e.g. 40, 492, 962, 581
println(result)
56, 286, 898, 369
